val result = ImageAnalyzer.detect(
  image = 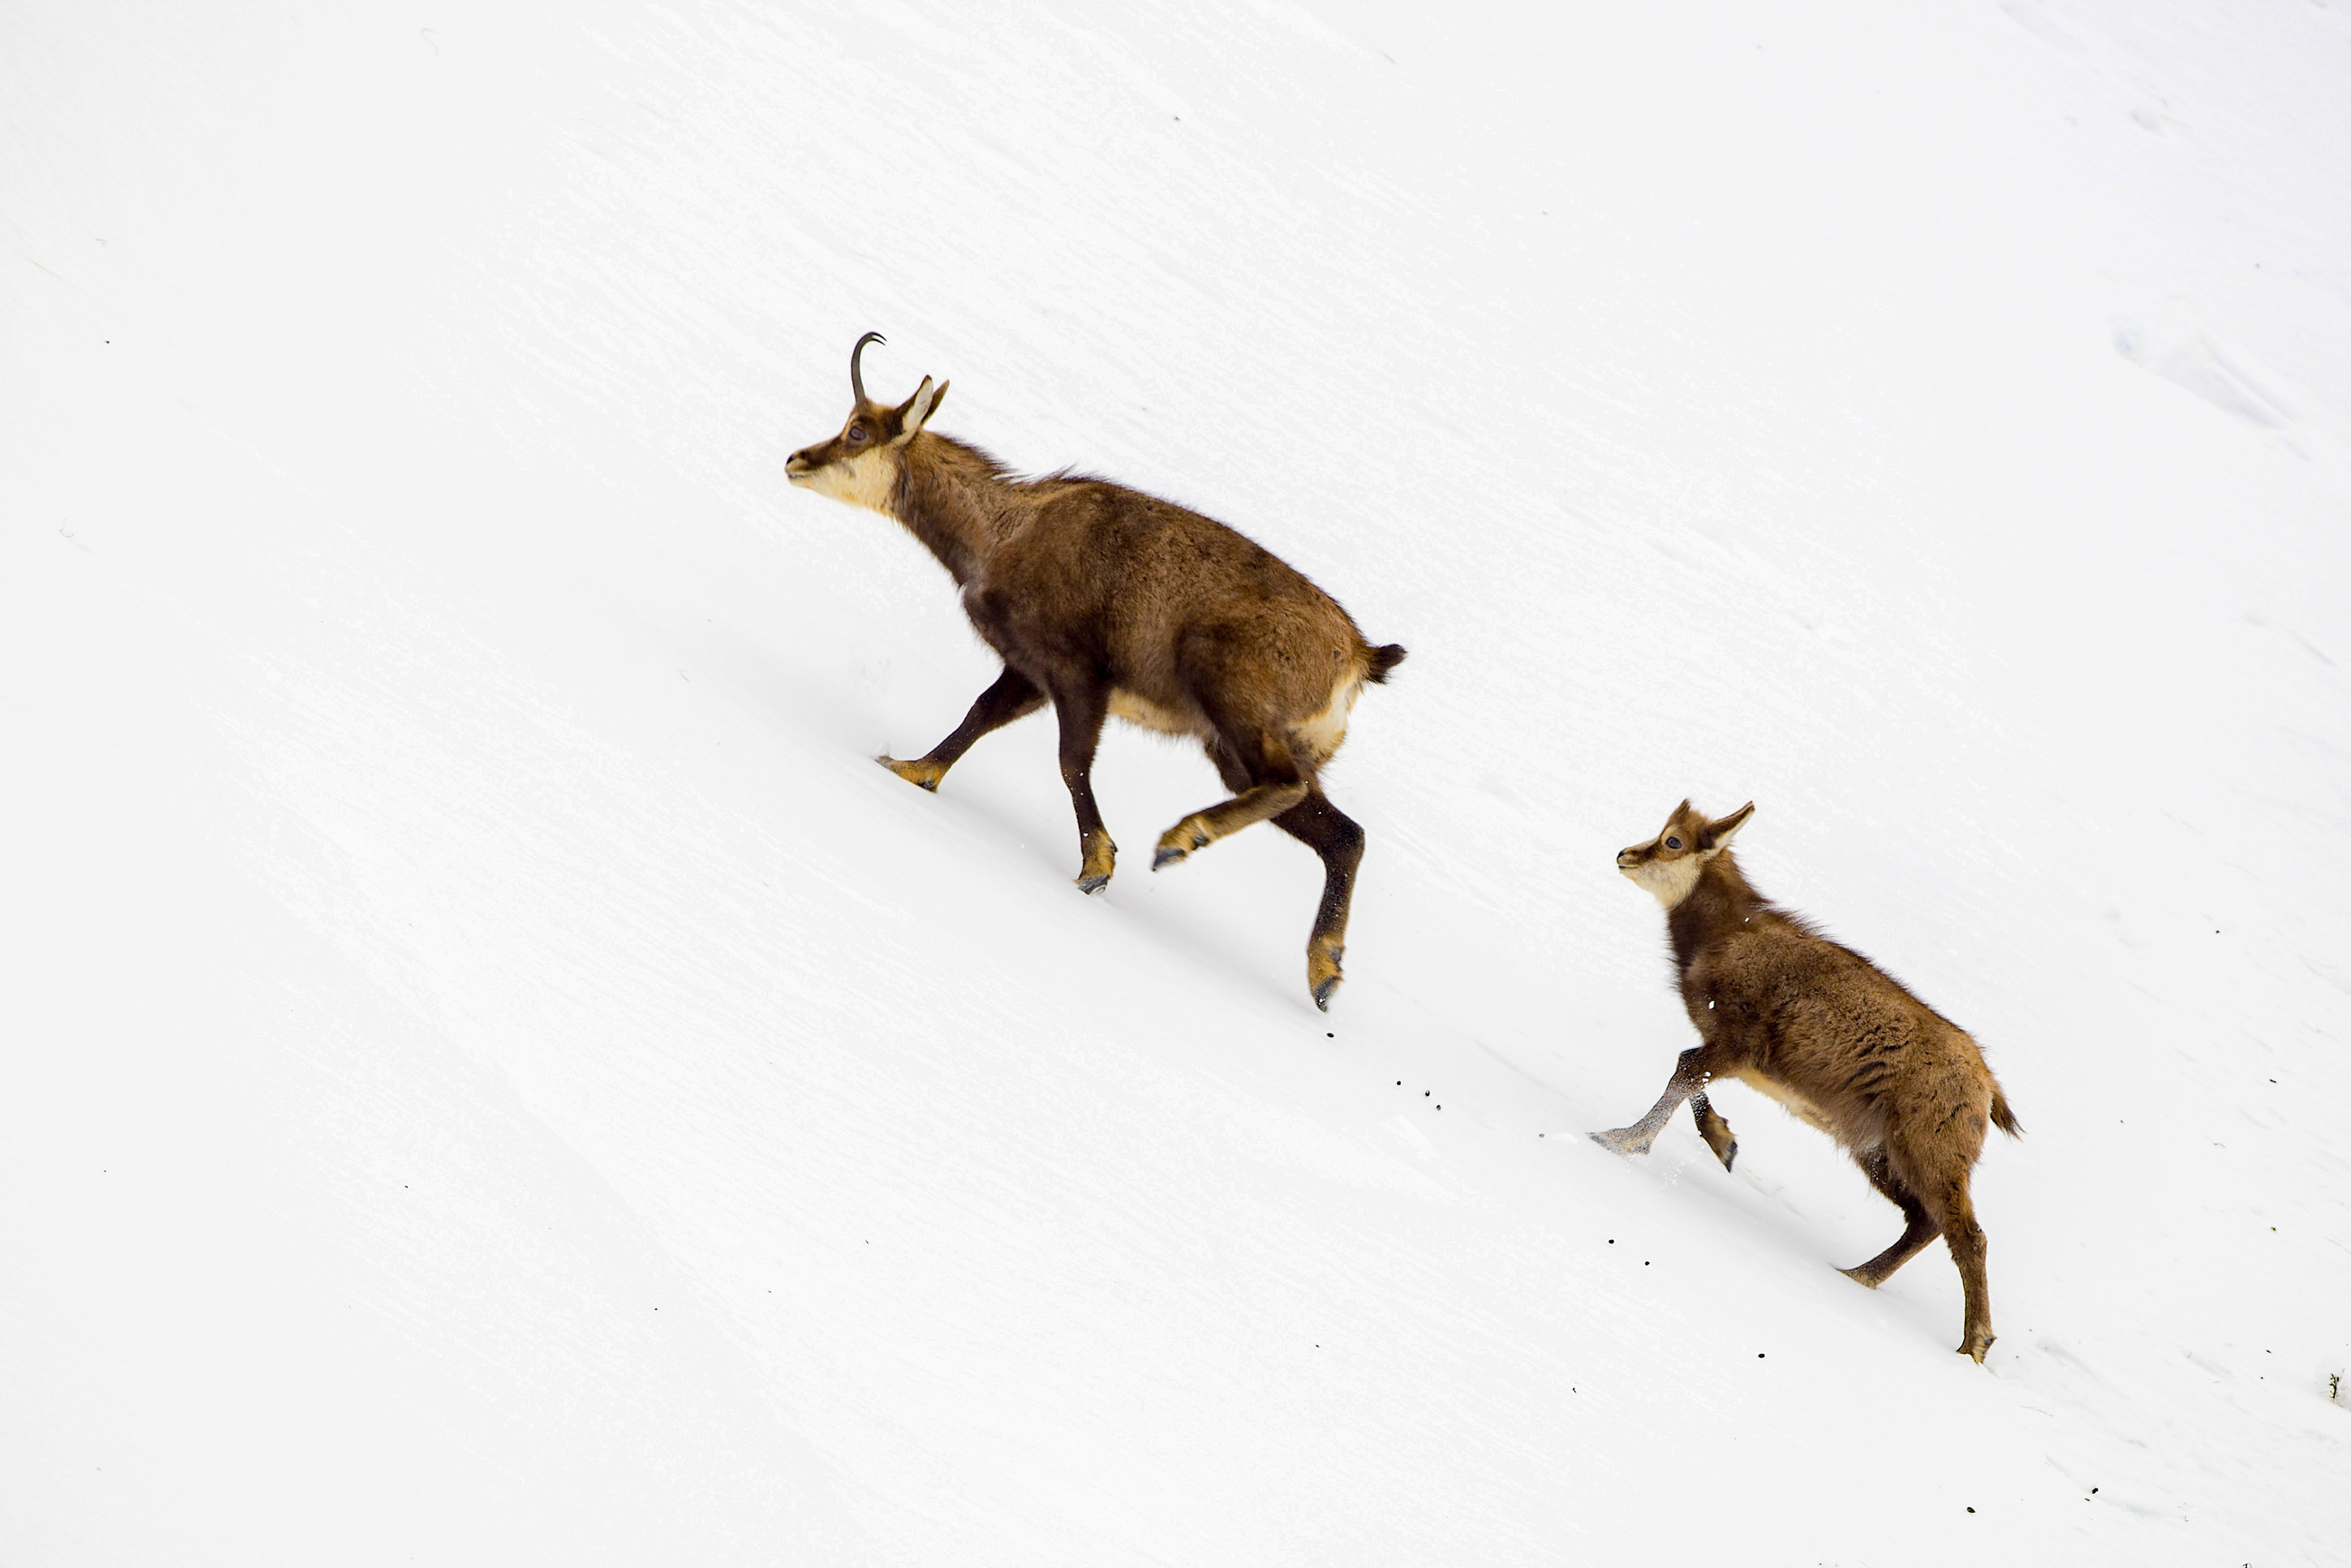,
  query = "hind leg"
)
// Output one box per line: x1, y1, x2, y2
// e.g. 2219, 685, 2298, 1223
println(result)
1928, 1177, 1996, 1363
1150, 724, 1308, 870
1840, 1147, 1940, 1288
1271, 786, 1365, 1011
1207, 737, 1363, 1007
